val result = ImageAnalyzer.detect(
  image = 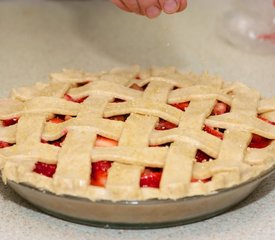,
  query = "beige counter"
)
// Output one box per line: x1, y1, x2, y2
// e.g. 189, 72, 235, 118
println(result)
0, 0, 274, 239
